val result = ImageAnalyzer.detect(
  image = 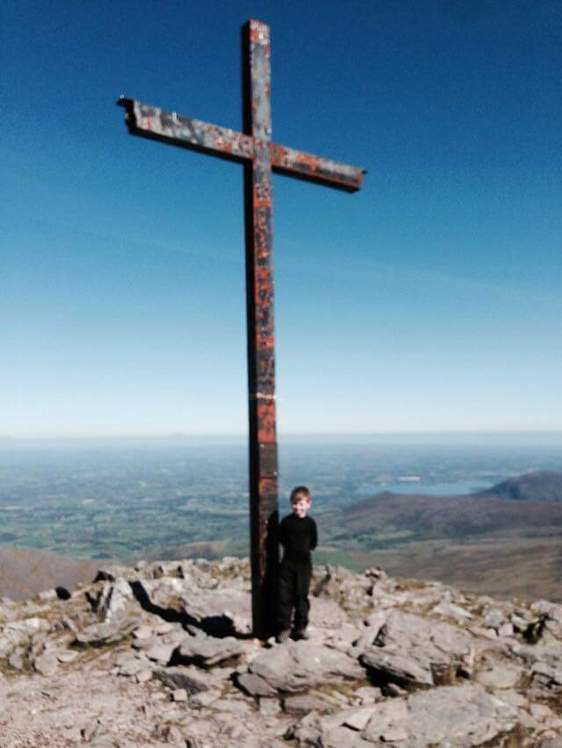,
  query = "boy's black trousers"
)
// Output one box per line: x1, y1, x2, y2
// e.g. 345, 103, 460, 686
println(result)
278, 557, 312, 632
